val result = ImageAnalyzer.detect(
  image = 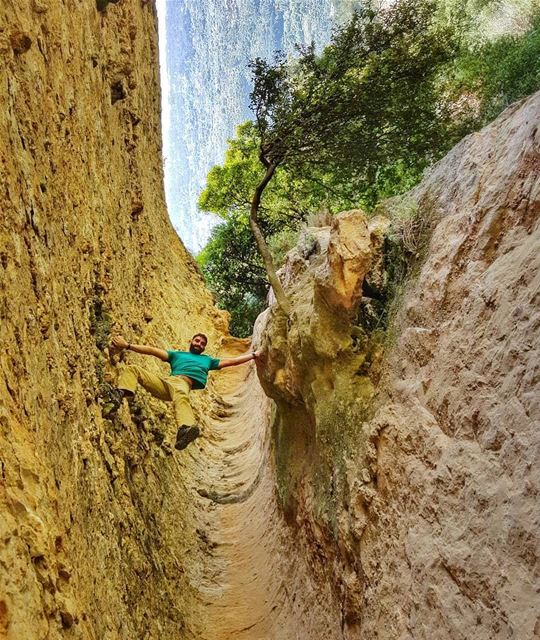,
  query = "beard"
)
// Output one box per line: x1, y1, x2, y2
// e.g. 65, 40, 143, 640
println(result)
189, 344, 204, 354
